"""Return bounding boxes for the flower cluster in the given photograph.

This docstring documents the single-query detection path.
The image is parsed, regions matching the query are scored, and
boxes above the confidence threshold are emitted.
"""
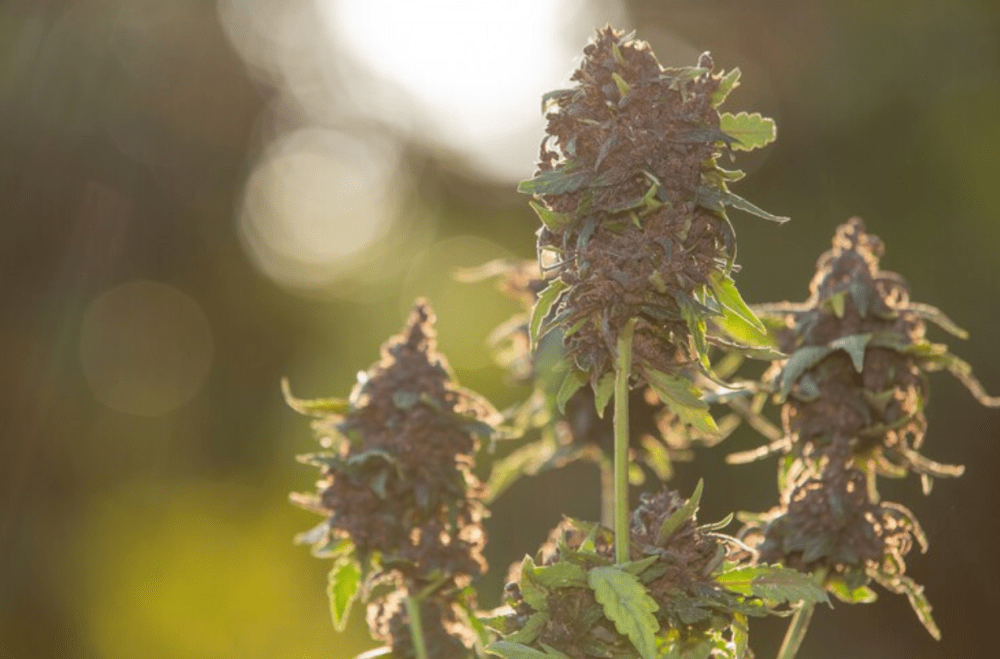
[738,218,998,638]
[488,483,824,659]
[288,301,497,657]
[521,26,783,435]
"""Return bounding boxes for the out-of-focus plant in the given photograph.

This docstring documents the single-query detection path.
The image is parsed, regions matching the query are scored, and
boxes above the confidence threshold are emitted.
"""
[285,25,995,659]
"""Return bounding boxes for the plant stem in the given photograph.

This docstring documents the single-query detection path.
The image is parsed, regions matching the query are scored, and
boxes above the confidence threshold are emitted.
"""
[599,455,614,528]
[613,318,637,564]
[776,567,828,659]
[404,594,429,659]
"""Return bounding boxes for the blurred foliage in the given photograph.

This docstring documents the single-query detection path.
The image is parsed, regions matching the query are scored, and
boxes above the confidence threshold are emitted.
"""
[1,1,998,658]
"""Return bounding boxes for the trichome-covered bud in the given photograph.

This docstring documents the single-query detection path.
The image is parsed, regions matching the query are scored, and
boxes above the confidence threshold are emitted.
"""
[487,483,825,659]
[465,260,731,503]
[742,439,938,638]
[734,218,999,639]
[752,217,997,488]
[287,300,498,654]
[520,25,785,438]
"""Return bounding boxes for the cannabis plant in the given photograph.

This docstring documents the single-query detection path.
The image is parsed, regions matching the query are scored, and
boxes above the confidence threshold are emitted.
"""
[286,25,995,659]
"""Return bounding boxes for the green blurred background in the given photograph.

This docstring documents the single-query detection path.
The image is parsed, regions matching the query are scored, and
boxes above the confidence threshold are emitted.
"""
[2,0,998,657]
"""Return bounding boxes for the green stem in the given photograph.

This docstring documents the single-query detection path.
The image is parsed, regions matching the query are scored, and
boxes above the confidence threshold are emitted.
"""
[599,455,614,528]
[405,594,429,659]
[776,567,828,659]
[613,318,637,564]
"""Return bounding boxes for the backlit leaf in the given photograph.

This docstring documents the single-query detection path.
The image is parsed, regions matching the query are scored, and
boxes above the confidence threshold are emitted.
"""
[587,566,660,659]
[719,112,776,151]
[643,368,720,438]
[709,271,766,333]
[327,557,361,632]
[657,479,703,544]
[530,278,568,350]
[710,68,741,107]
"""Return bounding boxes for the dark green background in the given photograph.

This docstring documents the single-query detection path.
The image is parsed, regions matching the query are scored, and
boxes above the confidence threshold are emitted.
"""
[2,1,998,657]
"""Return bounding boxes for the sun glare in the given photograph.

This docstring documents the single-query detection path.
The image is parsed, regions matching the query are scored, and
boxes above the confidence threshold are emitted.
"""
[320,0,611,179]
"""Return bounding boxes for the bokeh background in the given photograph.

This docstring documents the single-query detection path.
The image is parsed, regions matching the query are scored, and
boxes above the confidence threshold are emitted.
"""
[2,0,998,657]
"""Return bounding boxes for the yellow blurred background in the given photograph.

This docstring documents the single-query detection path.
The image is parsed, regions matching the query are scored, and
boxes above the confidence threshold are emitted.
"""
[1,1,998,658]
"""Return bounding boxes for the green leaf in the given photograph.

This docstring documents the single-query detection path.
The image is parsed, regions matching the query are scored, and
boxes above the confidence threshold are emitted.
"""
[656,479,704,544]
[827,579,878,604]
[709,271,766,333]
[907,302,969,339]
[829,333,871,372]
[327,557,361,632]
[532,561,588,588]
[487,640,569,659]
[612,72,631,97]
[556,365,589,414]
[779,346,835,400]
[530,279,568,350]
[505,611,549,645]
[281,378,350,417]
[587,566,660,659]
[719,112,776,151]
[593,371,615,419]
[519,167,593,195]
[529,200,570,232]
[710,68,741,107]
[898,576,941,640]
[721,192,789,223]
[733,613,749,659]
[748,567,828,605]
[643,368,720,438]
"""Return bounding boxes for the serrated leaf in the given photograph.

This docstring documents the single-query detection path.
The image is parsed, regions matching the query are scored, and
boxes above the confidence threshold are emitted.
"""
[829,333,871,373]
[593,371,615,419]
[779,346,835,400]
[709,271,766,333]
[529,200,570,232]
[530,279,568,350]
[656,479,703,544]
[327,557,361,632]
[282,378,350,417]
[719,112,776,151]
[519,166,593,196]
[711,68,741,107]
[587,566,660,659]
[643,368,720,438]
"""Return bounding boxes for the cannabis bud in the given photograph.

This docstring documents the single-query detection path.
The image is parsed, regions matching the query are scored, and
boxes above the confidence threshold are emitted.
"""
[287,300,498,657]
[520,26,784,437]
[738,218,999,639]
[488,482,825,659]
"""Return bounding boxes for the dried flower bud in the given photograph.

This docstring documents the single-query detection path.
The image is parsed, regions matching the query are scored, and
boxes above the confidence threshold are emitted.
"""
[521,26,784,436]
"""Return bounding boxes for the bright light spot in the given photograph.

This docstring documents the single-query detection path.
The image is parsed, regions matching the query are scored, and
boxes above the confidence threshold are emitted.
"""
[320,0,618,180]
[239,127,400,290]
[80,281,213,416]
